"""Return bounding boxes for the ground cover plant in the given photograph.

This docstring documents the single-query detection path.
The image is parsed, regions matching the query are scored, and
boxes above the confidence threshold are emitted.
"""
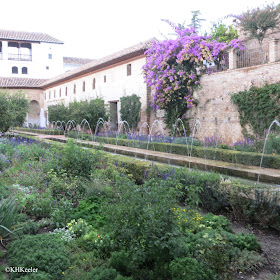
[0,136,273,279]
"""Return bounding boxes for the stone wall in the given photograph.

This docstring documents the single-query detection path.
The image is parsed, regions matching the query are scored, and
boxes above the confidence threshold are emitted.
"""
[186,61,280,143]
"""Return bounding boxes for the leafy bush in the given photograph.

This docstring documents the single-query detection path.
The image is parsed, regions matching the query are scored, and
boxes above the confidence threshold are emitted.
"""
[51,197,73,228]
[170,257,216,280]
[61,140,95,177]
[8,234,70,279]
[89,268,132,280]
[103,177,186,277]
[120,94,141,130]
[233,233,261,251]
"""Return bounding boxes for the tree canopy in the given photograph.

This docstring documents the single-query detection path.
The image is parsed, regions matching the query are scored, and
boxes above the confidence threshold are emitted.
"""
[0,90,29,132]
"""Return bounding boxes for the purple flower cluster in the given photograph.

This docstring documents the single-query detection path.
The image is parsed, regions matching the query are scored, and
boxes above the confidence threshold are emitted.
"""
[142,21,245,113]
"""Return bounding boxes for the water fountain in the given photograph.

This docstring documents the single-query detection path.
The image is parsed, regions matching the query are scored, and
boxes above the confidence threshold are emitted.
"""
[115,121,131,154]
[80,119,94,142]
[64,120,78,139]
[257,119,280,183]
[94,118,109,144]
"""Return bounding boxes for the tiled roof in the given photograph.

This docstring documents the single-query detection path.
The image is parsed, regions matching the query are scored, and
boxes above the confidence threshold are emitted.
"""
[0,30,63,44]
[63,57,96,65]
[0,77,46,88]
[42,38,156,88]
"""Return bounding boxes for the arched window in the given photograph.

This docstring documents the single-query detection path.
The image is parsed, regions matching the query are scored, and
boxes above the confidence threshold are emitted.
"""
[127,64,131,76]
[93,78,96,89]
[65,87,68,96]
[83,81,86,92]
[22,67,28,74]
[12,66,18,74]
[74,84,76,94]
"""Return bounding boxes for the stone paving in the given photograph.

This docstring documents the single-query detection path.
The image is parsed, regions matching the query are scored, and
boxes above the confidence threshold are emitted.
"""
[13,130,280,184]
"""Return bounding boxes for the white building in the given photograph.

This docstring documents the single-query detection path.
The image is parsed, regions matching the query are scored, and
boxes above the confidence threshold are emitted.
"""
[0,30,154,129]
[0,29,65,79]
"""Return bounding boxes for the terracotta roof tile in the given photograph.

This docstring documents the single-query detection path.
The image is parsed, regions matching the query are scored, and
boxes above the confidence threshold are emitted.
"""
[0,77,46,88]
[0,30,63,44]
[42,38,156,88]
[63,57,96,65]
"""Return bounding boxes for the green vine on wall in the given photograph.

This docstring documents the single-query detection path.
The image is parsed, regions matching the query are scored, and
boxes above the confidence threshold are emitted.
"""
[231,83,280,137]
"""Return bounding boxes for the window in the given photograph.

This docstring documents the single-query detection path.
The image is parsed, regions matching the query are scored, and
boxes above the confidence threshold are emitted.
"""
[46,66,49,70]
[54,90,56,98]
[48,54,52,59]
[83,81,86,92]
[74,84,76,94]
[22,67,28,74]
[104,75,106,83]
[65,87,67,96]
[49,91,51,99]
[59,88,61,97]
[12,66,18,74]
[93,78,96,89]
[127,64,131,76]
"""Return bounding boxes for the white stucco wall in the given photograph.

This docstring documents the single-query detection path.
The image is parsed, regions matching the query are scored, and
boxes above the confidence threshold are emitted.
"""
[44,55,148,126]
[0,40,64,79]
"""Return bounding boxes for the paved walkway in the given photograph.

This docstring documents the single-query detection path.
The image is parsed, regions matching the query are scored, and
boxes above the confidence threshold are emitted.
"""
[13,130,280,184]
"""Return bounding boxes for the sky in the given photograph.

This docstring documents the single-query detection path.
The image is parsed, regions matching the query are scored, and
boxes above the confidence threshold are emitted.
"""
[1,0,280,59]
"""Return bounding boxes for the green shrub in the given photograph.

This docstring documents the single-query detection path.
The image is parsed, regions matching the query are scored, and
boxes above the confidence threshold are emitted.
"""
[51,197,73,228]
[103,177,186,277]
[89,268,132,280]
[8,234,70,279]
[62,139,96,177]
[233,233,261,251]
[199,213,233,233]
[170,257,217,280]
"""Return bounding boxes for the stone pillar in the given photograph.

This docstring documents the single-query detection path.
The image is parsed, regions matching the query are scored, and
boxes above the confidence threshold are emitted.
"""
[228,49,237,69]
[2,41,8,60]
[269,38,279,63]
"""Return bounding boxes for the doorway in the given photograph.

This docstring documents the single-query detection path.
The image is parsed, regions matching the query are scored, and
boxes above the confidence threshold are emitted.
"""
[109,101,118,131]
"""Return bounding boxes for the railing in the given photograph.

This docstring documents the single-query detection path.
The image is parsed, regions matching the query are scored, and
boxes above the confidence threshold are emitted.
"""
[237,46,269,68]
[8,53,32,61]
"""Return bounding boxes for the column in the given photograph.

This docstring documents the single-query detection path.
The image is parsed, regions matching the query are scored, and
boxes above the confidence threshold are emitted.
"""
[228,49,237,70]
[269,38,279,63]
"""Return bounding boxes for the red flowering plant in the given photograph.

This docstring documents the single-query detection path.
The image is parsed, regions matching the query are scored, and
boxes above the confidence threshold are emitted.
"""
[143,21,245,130]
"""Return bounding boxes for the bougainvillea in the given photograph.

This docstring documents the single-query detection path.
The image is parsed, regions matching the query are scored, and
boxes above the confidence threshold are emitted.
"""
[142,21,245,130]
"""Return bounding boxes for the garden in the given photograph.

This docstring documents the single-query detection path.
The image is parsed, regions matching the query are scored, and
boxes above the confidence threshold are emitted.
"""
[0,135,280,280]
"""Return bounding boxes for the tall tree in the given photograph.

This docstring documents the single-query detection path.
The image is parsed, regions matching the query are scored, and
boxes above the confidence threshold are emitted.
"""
[0,90,28,132]
[188,10,205,33]
[211,21,238,43]
[230,4,280,63]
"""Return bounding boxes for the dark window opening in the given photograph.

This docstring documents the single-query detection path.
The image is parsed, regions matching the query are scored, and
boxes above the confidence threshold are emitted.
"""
[104,75,106,83]
[59,89,61,97]
[93,78,96,89]
[49,91,51,99]
[127,64,131,76]
[22,67,28,74]
[46,66,49,70]
[74,84,76,94]
[48,54,52,59]
[12,66,18,74]
[65,87,67,96]
[83,81,86,92]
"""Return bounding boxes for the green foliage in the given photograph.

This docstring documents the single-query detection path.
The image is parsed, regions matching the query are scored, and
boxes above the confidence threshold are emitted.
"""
[89,267,132,280]
[231,3,280,62]
[170,257,216,280]
[0,198,20,238]
[199,213,233,233]
[188,10,205,33]
[62,139,95,177]
[233,233,261,251]
[0,90,29,132]
[8,234,70,279]
[103,177,186,278]
[231,83,280,137]
[211,21,238,43]
[48,103,69,124]
[50,197,73,228]
[120,94,141,130]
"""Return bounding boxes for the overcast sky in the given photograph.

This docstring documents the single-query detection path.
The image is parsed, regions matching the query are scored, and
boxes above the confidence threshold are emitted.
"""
[2,0,279,59]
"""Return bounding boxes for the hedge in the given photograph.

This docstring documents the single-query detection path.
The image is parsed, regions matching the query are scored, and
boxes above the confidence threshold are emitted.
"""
[13,128,280,169]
